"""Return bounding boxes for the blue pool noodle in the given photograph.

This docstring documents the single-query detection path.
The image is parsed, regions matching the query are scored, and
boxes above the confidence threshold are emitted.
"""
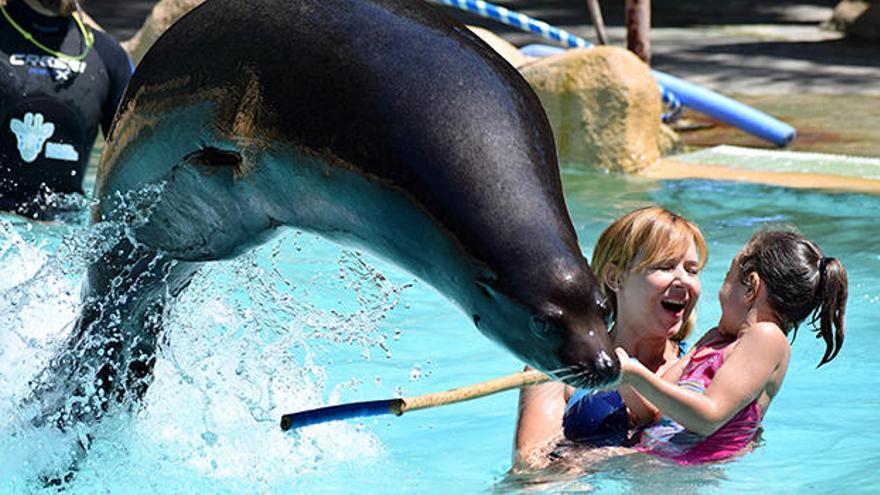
[520,44,796,146]
[280,398,403,431]
[651,70,796,146]
[520,43,569,58]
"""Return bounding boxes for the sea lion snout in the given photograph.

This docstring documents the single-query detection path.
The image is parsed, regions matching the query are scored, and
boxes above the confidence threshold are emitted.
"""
[556,315,620,388]
[519,308,619,388]
[553,266,619,386]
[515,268,619,388]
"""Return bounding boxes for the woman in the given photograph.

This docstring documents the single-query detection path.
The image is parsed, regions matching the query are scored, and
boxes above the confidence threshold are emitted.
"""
[513,206,707,469]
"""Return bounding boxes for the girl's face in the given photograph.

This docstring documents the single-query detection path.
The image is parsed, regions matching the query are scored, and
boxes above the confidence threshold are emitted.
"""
[614,239,702,339]
[717,254,751,334]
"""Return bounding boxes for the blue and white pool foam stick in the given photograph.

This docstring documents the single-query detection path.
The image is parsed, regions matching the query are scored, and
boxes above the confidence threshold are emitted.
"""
[431,0,796,146]
[434,0,590,48]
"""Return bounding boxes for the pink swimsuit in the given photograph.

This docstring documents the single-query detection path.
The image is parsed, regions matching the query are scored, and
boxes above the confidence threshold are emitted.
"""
[636,340,762,464]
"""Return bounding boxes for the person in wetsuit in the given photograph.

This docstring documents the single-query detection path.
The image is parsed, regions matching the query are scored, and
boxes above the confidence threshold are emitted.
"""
[0,0,131,218]
[512,206,707,469]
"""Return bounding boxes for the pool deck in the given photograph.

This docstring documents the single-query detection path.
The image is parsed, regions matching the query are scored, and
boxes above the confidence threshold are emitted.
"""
[84,0,880,194]
[647,158,880,195]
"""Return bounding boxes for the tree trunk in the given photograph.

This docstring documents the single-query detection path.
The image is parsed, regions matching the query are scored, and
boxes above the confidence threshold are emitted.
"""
[624,0,651,64]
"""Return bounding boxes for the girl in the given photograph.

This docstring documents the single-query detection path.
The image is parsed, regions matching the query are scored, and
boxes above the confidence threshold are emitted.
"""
[617,227,847,464]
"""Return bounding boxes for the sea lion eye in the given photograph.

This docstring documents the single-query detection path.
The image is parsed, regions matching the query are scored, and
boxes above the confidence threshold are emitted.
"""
[529,315,552,337]
[530,306,564,338]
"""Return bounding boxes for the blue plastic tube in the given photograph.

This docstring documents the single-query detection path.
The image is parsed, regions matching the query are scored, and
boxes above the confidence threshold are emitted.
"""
[651,70,796,146]
[520,43,571,58]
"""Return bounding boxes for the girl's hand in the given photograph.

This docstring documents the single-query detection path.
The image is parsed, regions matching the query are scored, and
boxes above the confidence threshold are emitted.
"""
[615,347,648,384]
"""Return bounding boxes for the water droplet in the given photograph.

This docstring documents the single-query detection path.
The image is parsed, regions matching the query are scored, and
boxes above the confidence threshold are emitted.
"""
[201,431,218,445]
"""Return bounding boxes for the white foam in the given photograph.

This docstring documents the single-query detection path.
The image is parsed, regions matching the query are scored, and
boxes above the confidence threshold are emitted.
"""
[0,219,409,489]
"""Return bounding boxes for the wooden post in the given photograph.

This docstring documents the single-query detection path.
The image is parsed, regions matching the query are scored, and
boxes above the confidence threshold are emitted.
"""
[624,0,651,64]
[585,0,609,45]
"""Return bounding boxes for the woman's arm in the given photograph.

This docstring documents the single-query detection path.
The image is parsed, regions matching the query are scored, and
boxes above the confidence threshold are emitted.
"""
[662,330,720,383]
[617,323,789,436]
[512,367,567,468]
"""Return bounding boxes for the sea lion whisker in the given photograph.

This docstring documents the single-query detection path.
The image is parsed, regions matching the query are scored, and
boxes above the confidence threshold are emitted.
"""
[545,365,577,378]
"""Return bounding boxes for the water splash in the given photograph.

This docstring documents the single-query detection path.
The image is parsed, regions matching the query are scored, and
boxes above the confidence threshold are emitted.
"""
[0,212,96,491]
[0,190,412,491]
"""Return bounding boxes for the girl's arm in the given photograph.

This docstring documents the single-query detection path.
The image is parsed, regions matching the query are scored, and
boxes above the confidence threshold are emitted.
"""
[618,344,696,428]
[617,323,789,437]
[662,330,720,384]
[620,333,711,427]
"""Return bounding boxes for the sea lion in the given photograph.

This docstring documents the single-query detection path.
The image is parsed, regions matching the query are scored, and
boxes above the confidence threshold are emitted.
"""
[32,0,619,428]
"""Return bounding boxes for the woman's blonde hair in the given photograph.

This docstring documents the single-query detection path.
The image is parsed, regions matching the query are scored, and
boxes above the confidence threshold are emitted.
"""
[590,206,708,341]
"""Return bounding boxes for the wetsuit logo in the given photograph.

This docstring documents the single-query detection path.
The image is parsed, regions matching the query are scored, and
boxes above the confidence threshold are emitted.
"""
[9,112,55,163]
[9,53,87,82]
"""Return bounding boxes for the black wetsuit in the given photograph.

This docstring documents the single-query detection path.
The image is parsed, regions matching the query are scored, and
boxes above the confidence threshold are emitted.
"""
[0,0,131,217]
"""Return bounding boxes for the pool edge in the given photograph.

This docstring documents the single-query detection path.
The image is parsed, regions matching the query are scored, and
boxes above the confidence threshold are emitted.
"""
[643,158,880,195]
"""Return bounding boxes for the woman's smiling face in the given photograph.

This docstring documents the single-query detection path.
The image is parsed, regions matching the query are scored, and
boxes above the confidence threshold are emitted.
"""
[614,239,702,339]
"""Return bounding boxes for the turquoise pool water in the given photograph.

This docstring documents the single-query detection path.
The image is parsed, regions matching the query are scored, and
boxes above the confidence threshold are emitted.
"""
[1,163,878,493]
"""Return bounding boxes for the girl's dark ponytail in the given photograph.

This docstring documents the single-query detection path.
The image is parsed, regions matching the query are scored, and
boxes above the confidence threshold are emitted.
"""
[739,228,849,366]
[812,257,847,366]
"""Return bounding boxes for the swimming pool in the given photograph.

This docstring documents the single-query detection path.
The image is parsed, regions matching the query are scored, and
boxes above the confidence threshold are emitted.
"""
[1,159,878,493]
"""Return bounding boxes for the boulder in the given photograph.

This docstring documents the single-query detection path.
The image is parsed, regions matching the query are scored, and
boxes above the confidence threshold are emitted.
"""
[658,122,685,156]
[828,0,880,41]
[519,46,663,173]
